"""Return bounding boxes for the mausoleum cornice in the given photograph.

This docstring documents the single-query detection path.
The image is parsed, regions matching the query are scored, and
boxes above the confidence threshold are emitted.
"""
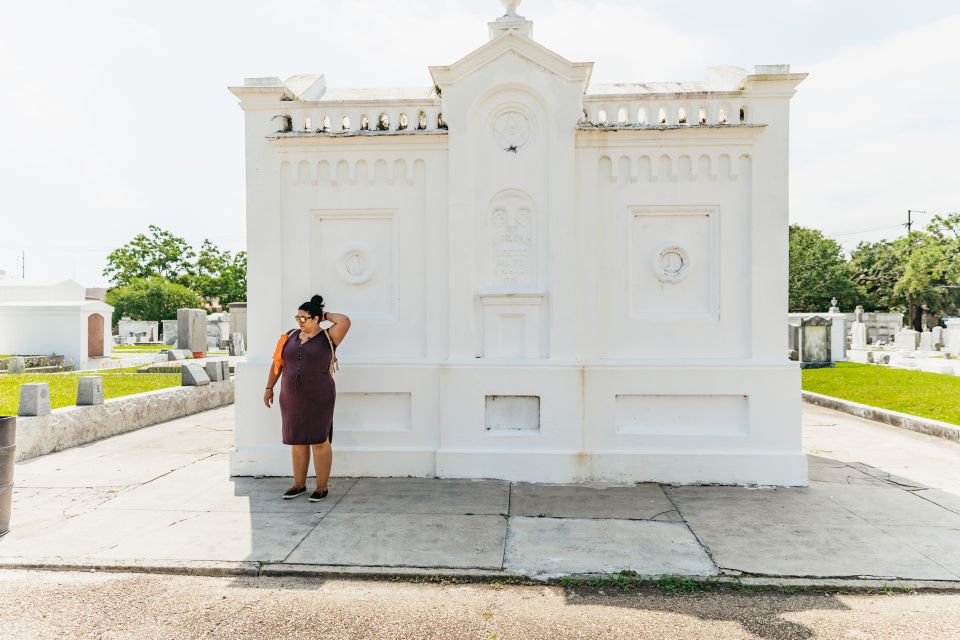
[266,130,449,151]
[575,124,765,148]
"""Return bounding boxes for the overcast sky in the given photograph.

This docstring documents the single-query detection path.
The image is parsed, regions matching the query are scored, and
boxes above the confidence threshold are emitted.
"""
[1,0,957,287]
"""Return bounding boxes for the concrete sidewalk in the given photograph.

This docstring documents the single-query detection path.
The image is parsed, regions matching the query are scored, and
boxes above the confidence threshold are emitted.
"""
[2,404,960,585]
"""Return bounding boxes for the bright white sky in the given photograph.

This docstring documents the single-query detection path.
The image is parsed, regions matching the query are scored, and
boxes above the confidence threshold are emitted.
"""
[1,0,957,287]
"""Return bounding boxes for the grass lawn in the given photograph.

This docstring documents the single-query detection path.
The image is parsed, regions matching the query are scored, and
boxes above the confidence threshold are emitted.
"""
[112,344,170,353]
[802,362,960,425]
[0,368,180,416]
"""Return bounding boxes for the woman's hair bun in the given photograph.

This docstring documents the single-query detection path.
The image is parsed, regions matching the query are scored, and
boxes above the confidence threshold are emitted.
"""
[311,294,324,306]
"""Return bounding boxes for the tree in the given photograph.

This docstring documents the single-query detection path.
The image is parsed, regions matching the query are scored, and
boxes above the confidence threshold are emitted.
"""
[103,225,195,287]
[848,239,905,311]
[788,225,861,312]
[895,215,960,329]
[191,240,247,308]
[106,277,203,329]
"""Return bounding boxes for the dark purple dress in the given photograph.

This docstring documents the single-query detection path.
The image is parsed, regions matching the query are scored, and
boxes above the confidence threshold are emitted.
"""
[279,329,336,445]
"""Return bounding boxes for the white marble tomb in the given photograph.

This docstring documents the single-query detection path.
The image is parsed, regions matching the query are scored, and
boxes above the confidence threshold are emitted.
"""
[228,2,808,485]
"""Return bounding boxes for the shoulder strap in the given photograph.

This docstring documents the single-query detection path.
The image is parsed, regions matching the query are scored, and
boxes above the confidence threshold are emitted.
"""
[322,328,339,374]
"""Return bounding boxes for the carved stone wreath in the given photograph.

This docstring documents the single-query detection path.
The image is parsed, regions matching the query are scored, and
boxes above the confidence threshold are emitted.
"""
[653,244,690,283]
[337,245,376,285]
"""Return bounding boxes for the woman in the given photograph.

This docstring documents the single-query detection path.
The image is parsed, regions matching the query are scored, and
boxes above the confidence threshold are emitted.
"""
[263,295,350,501]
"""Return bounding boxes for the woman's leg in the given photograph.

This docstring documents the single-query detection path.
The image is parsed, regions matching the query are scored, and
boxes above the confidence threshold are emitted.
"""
[291,445,311,488]
[311,440,332,491]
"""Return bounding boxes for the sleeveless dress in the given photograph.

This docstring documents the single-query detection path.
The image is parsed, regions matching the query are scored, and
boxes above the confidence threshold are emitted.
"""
[278,329,336,445]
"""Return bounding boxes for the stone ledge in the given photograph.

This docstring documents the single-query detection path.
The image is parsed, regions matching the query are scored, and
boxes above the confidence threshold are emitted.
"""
[13,381,234,462]
[802,391,960,443]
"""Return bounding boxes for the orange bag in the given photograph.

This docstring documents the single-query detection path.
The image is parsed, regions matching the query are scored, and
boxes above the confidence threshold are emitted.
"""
[272,330,295,375]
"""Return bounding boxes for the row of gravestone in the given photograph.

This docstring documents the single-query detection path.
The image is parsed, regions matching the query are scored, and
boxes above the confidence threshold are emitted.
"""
[15,362,232,417]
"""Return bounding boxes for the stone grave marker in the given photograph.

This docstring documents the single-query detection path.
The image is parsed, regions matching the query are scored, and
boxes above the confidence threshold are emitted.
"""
[220,360,231,380]
[177,308,207,355]
[18,383,51,417]
[204,361,224,382]
[931,326,944,349]
[181,364,210,386]
[7,357,25,374]
[893,328,920,351]
[229,333,246,356]
[798,316,833,368]
[918,331,934,351]
[76,377,104,406]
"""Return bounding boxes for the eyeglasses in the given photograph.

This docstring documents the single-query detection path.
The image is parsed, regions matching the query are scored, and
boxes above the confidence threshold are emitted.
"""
[294,315,313,324]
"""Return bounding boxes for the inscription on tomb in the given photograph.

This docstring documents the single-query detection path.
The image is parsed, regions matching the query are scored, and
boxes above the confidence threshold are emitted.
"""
[489,190,535,285]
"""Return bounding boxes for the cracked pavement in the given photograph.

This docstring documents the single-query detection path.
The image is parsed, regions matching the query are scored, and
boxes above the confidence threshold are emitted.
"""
[1,403,959,583]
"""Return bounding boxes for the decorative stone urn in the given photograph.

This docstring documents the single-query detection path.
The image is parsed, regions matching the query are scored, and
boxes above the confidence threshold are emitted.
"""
[501,0,521,16]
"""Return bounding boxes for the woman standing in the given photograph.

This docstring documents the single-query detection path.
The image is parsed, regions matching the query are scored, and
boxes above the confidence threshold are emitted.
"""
[263,295,350,501]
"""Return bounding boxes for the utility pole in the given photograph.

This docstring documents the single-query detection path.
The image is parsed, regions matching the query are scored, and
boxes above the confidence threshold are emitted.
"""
[904,210,926,331]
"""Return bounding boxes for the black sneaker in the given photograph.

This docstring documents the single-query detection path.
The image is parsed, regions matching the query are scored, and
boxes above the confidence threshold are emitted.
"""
[308,489,329,502]
[283,486,306,500]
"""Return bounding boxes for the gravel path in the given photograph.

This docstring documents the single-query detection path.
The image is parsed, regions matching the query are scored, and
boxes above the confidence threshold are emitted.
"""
[2,570,959,639]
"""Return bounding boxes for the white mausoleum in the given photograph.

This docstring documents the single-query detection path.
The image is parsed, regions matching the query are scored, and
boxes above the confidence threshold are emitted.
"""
[0,279,113,368]
[230,2,808,485]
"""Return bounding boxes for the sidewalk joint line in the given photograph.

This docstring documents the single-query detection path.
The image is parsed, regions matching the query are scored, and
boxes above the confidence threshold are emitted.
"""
[660,484,721,572]
[279,478,358,564]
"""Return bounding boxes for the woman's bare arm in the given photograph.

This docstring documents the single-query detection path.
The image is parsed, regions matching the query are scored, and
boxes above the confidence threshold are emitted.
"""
[324,311,351,346]
[263,365,282,408]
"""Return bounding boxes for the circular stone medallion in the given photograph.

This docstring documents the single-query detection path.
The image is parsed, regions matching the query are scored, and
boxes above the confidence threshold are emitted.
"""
[653,245,690,282]
[336,246,376,285]
[492,109,533,150]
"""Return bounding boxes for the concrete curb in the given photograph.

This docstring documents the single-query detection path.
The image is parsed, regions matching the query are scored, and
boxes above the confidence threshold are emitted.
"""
[14,381,235,462]
[3,558,960,591]
[802,391,960,443]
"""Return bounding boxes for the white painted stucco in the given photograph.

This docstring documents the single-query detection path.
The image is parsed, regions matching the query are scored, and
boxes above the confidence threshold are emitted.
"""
[229,7,807,485]
[0,279,113,369]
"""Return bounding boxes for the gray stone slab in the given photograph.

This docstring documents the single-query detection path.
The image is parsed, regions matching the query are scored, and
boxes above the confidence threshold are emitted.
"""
[285,513,507,569]
[186,477,358,513]
[17,383,50,417]
[504,517,716,577]
[509,483,679,520]
[0,507,169,558]
[219,360,231,380]
[94,510,323,563]
[334,478,509,515]
[181,364,210,386]
[76,376,104,406]
[7,356,25,374]
[876,525,960,579]
[820,484,960,527]
[689,521,958,580]
[807,465,891,487]
[204,361,224,382]
[665,485,862,525]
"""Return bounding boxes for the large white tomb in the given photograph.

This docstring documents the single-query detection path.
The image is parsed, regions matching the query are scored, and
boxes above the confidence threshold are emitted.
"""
[229,3,808,485]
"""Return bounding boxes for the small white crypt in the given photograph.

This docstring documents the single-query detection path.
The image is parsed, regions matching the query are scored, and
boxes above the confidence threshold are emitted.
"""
[229,2,808,485]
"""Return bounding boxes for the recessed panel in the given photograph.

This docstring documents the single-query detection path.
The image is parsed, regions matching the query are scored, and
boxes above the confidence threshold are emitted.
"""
[485,395,540,432]
[311,211,397,318]
[629,207,718,318]
[334,392,412,432]
[615,394,747,436]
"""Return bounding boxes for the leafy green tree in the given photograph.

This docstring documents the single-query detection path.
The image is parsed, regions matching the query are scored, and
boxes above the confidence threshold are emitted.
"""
[895,215,960,328]
[106,277,203,329]
[103,225,195,287]
[848,239,905,311]
[191,240,247,307]
[788,225,861,312]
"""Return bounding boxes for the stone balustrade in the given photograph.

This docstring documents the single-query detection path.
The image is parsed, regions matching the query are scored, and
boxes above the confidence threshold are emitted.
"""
[275,102,447,135]
[580,95,752,127]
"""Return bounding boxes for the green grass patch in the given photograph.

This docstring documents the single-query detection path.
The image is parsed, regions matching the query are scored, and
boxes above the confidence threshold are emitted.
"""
[0,369,180,415]
[112,344,170,353]
[802,362,960,425]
